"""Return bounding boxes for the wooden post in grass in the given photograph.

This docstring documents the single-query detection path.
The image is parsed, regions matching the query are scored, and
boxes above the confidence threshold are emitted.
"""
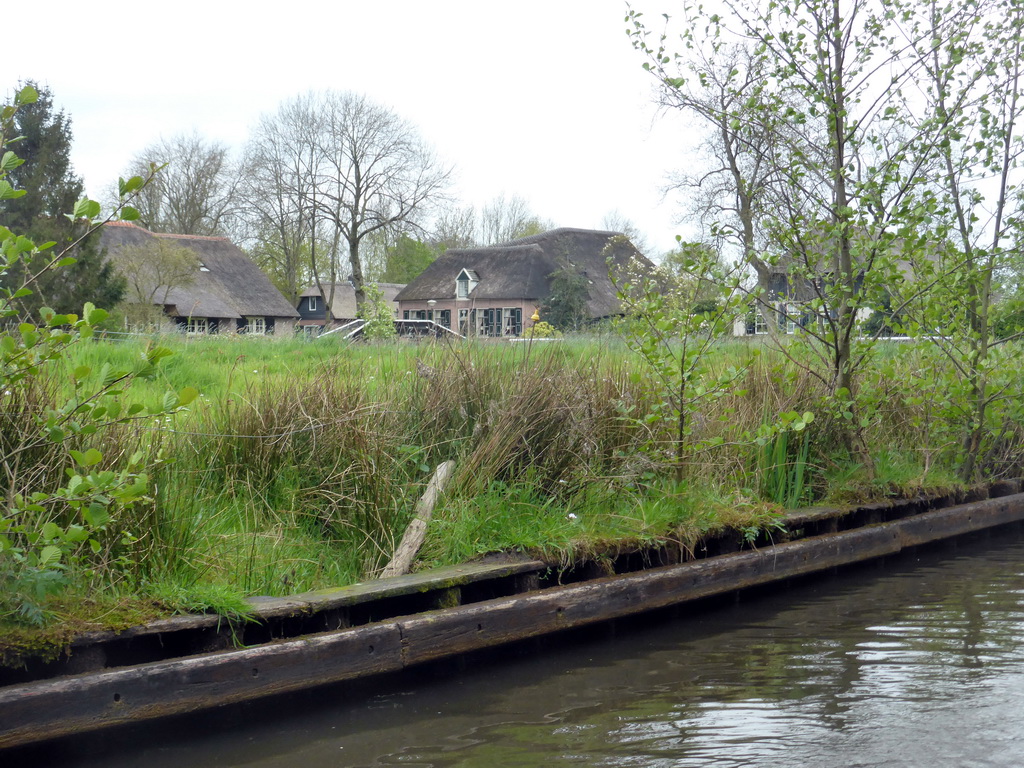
[380,460,456,578]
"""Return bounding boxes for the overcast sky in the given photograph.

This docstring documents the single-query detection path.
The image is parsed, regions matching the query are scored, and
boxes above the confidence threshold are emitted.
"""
[9,0,695,256]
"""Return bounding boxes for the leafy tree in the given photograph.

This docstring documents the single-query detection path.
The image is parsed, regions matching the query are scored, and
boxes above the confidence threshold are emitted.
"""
[0,81,81,233]
[891,0,1024,480]
[244,224,313,304]
[358,282,397,341]
[1,84,193,626]
[629,0,1001,474]
[381,234,436,283]
[614,244,749,481]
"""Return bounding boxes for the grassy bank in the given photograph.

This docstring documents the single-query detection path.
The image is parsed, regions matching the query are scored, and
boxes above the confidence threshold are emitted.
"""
[2,332,1022,660]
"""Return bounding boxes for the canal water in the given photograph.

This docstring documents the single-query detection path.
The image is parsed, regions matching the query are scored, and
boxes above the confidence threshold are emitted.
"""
[41,526,1024,767]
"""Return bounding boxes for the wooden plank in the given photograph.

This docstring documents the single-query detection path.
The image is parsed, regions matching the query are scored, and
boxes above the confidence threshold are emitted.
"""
[0,622,403,749]
[897,495,1024,547]
[70,559,547,645]
[398,525,903,665]
[291,560,546,612]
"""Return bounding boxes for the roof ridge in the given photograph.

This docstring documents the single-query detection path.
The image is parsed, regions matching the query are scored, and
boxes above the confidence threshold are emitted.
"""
[102,221,229,242]
[153,232,230,242]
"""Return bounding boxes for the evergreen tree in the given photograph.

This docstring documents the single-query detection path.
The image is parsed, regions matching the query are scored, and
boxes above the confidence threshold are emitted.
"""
[0,81,124,316]
[1,82,81,232]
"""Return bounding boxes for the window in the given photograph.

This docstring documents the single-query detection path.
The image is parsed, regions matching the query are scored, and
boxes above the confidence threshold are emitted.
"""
[502,308,522,336]
[309,296,318,312]
[439,309,451,329]
[457,278,469,298]
[247,317,266,335]
[187,317,208,335]
[754,313,768,335]
[459,308,469,335]
[476,308,519,337]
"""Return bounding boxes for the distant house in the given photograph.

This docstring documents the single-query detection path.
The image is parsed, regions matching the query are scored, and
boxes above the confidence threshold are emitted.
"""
[732,231,935,337]
[101,222,299,335]
[734,266,816,336]
[394,228,653,337]
[297,282,405,332]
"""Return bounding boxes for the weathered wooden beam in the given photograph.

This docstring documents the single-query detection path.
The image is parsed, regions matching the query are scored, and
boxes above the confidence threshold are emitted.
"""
[380,460,456,579]
[0,623,403,749]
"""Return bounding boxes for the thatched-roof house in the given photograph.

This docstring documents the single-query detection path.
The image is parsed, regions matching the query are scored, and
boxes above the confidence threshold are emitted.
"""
[101,222,299,335]
[395,228,652,336]
[297,282,405,331]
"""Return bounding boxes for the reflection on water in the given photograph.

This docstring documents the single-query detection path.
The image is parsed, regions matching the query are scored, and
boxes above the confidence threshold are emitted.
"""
[46,528,1024,767]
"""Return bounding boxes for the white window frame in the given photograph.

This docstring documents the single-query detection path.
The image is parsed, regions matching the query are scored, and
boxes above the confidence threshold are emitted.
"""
[457,279,469,298]
[248,317,266,336]
[187,317,208,335]
[754,313,768,335]
[309,296,319,312]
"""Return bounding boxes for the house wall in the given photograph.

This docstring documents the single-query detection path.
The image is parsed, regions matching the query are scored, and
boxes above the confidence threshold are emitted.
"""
[170,316,298,336]
[398,298,542,337]
[732,302,876,337]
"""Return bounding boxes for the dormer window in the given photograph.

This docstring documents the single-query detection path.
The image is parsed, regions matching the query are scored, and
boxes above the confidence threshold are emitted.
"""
[456,268,478,299]
[309,296,318,311]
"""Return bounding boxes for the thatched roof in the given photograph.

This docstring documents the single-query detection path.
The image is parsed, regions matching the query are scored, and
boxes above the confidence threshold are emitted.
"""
[100,223,299,320]
[394,228,652,317]
[300,282,405,321]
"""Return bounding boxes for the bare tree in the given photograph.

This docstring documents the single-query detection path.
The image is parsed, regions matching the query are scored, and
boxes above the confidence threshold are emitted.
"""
[114,239,199,328]
[478,193,548,244]
[601,210,653,257]
[630,32,788,335]
[238,95,319,303]
[430,202,477,251]
[310,91,451,311]
[123,131,239,236]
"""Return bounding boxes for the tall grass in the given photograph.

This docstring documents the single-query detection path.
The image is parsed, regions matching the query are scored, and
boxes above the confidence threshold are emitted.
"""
[17,333,1019,622]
